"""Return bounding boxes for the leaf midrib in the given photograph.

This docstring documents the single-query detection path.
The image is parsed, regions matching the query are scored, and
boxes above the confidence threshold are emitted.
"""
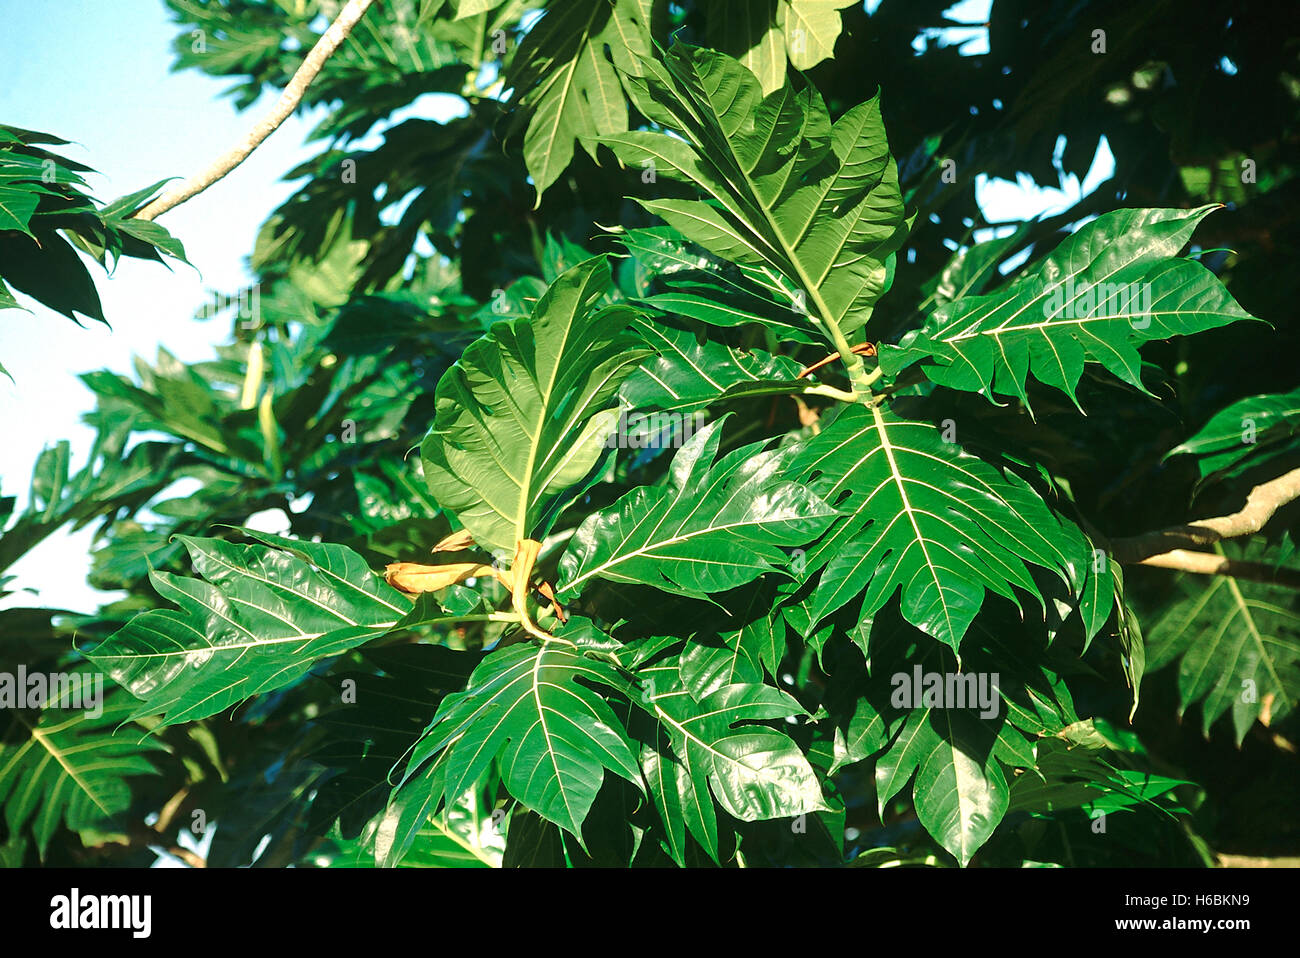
[15,712,115,821]
[869,404,954,641]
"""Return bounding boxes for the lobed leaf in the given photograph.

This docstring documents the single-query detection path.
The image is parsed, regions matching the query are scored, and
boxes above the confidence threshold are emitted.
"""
[558,418,837,601]
[400,636,644,841]
[84,532,422,727]
[789,404,1091,652]
[604,42,909,348]
[421,256,651,554]
[880,207,1258,410]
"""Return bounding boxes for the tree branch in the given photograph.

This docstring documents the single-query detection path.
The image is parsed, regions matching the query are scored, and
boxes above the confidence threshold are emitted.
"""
[1110,466,1300,578]
[1135,548,1300,588]
[132,0,376,222]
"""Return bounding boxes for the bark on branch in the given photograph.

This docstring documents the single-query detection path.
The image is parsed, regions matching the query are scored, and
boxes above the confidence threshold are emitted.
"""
[1110,466,1300,581]
[132,0,376,222]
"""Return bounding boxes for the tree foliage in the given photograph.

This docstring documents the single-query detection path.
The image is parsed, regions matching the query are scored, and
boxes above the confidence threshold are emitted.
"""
[2,0,1299,868]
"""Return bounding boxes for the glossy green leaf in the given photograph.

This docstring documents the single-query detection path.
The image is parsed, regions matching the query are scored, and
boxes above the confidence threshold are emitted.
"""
[558,418,837,601]
[789,403,1090,652]
[606,42,908,345]
[400,637,644,840]
[1167,384,1300,483]
[421,257,651,554]
[636,659,827,862]
[880,207,1258,409]
[619,227,824,344]
[877,706,1008,867]
[312,783,504,868]
[83,532,424,727]
[620,318,804,413]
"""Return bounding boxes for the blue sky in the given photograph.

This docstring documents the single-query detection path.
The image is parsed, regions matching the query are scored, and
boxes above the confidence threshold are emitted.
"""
[0,0,325,613]
[0,0,1115,616]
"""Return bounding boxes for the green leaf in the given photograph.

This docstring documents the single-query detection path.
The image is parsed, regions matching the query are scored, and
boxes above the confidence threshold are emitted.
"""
[705,1,858,93]
[0,183,39,235]
[778,1,859,70]
[676,584,788,693]
[83,532,422,727]
[864,632,1021,867]
[620,317,805,413]
[510,0,654,201]
[98,178,176,219]
[0,131,192,374]
[1076,542,1117,649]
[824,608,1088,861]
[619,227,822,344]
[830,694,894,775]
[558,418,837,601]
[879,707,1009,868]
[111,216,190,266]
[312,783,504,868]
[1145,540,1300,743]
[1115,566,1145,722]
[400,637,644,840]
[1167,384,1300,483]
[637,659,827,862]
[924,224,1030,306]
[0,676,164,858]
[789,403,1090,652]
[0,227,105,325]
[421,256,651,554]
[1009,734,1187,816]
[880,207,1258,410]
[606,42,908,346]
[450,0,508,17]
[0,279,21,311]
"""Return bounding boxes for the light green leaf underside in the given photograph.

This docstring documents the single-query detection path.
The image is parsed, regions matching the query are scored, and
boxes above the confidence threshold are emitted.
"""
[706,0,859,92]
[512,0,653,199]
[421,256,651,553]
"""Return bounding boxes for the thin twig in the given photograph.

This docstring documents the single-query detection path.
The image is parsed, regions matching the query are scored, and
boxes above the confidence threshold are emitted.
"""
[132,0,376,222]
[797,342,876,379]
